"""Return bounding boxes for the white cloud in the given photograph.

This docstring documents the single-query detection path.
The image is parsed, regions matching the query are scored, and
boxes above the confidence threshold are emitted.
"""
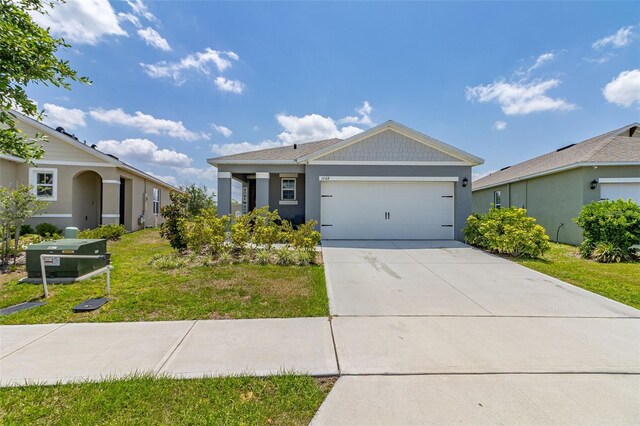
[176,167,217,184]
[603,69,640,107]
[32,0,127,45]
[118,12,142,28]
[493,121,507,130]
[339,101,374,126]
[466,79,576,115]
[214,77,245,94]
[145,171,178,186]
[529,53,554,72]
[276,113,363,144]
[212,124,232,138]
[137,27,171,51]
[593,26,635,49]
[43,103,87,129]
[126,0,159,24]
[96,138,192,167]
[473,170,497,181]
[141,49,240,84]
[211,140,284,156]
[89,108,207,141]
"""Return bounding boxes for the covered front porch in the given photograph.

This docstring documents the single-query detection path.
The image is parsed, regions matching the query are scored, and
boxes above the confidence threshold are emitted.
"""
[217,171,306,223]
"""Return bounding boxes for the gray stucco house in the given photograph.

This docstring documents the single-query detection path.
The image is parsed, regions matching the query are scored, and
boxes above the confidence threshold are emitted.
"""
[473,123,640,245]
[208,121,484,241]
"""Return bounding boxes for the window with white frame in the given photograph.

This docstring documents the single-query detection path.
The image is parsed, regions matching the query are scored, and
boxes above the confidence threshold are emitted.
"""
[29,168,58,201]
[493,190,502,208]
[281,178,296,201]
[153,188,160,214]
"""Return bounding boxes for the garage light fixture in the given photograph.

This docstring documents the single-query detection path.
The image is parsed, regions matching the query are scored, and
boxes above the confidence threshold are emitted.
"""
[462,177,469,187]
[590,179,598,190]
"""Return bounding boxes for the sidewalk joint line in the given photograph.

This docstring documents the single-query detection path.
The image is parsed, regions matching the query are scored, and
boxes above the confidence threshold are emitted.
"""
[328,316,342,375]
[1,323,67,360]
[154,320,198,374]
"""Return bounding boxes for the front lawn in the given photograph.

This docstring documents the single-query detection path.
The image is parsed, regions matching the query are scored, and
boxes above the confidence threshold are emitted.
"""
[0,229,328,324]
[0,375,334,425]
[515,243,640,309]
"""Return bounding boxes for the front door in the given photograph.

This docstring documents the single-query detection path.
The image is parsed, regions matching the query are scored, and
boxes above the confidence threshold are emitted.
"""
[119,177,125,226]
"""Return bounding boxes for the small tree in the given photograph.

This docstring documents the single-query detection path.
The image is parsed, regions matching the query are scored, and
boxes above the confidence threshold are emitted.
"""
[1,0,90,162]
[0,185,47,266]
[181,183,216,217]
[159,190,190,251]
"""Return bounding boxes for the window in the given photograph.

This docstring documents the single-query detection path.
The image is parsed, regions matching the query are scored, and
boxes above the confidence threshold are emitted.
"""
[153,188,160,214]
[493,190,502,208]
[281,178,296,201]
[29,168,57,201]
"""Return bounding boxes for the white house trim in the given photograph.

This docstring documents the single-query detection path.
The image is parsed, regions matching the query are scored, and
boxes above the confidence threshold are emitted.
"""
[0,153,25,163]
[218,172,232,178]
[308,160,471,166]
[279,200,298,205]
[29,167,58,202]
[102,180,121,184]
[256,172,270,179]
[319,176,460,182]
[599,177,640,183]
[473,162,640,191]
[101,214,120,218]
[211,159,297,165]
[32,213,72,218]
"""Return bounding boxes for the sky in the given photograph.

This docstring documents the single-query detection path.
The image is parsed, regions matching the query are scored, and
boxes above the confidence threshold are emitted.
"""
[25,0,640,191]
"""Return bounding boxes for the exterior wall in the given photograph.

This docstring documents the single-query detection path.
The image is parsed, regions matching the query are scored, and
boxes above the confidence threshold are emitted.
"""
[268,173,306,221]
[319,129,460,162]
[16,121,104,163]
[305,165,473,241]
[471,165,640,246]
[0,159,19,188]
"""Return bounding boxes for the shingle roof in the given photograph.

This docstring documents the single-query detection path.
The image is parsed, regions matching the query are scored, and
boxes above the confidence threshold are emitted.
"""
[473,123,640,191]
[208,138,342,163]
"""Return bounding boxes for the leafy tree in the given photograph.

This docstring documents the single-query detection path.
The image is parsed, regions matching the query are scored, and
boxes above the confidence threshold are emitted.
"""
[1,0,90,161]
[160,190,190,251]
[0,185,47,266]
[181,183,216,217]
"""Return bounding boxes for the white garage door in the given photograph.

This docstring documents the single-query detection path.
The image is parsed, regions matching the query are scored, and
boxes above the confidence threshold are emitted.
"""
[320,179,455,240]
[600,181,640,205]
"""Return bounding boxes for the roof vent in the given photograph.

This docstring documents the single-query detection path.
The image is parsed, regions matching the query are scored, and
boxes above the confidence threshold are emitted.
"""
[55,126,65,133]
[500,166,511,171]
[91,144,97,149]
[556,143,576,152]
[293,143,297,149]
[106,153,119,160]
[630,126,638,137]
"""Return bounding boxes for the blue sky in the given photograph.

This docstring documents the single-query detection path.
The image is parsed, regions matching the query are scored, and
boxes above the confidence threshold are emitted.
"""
[27,1,640,190]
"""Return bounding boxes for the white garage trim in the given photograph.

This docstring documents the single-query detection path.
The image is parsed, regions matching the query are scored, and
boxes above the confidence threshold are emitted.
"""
[319,176,459,182]
[599,178,640,183]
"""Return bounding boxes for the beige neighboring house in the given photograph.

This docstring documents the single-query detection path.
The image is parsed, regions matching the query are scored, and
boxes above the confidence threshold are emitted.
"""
[0,111,178,232]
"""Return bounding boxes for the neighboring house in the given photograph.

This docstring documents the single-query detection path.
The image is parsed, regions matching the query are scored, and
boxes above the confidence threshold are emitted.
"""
[0,111,178,232]
[473,123,640,245]
[208,121,484,241]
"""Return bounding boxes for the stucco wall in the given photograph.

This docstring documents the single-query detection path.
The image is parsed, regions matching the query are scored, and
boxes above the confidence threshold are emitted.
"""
[268,173,306,221]
[305,165,473,241]
[471,165,640,246]
[0,159,19,188]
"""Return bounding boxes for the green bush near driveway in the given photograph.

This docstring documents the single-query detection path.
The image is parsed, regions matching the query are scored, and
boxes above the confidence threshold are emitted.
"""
[464,207,550,258]
[78,223,126,241]
[0,375,334,425]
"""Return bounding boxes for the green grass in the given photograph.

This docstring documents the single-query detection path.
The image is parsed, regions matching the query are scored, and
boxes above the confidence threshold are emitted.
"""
[0,229,328,324]
[514,243,640,309]
[0,375,334,425]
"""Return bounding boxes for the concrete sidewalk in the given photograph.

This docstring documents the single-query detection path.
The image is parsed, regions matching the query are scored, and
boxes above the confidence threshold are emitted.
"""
[0,317,338,386]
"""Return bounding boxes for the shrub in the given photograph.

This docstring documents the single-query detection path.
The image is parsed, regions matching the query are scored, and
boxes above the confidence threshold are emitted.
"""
[217,250,234,265]
[274,247,295,265]
[160,191,190,251]
[254,249,272,265]
[293,249,316,266]
[464,207,550,258]
[35,222,62,237]
[251,207,284,249]
[78,224,126,241]
[148,253,186,270]
[229,213,252,254]
[184,208,228,255]
[287,220,321,253]
[574,199,640,261]
[20,224,34,235]
[591,241,627,263]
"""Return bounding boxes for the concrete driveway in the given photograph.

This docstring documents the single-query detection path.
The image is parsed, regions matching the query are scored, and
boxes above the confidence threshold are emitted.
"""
[315,240,640,425]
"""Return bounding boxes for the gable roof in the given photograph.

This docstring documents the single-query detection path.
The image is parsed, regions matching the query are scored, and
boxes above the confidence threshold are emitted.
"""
[9,110,182,191]
[208,120,484,166]
[473,123,640,191]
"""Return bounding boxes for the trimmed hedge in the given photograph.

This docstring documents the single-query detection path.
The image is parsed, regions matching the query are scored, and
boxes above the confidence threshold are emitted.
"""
[78,224,126,241]
[464,207,550,258]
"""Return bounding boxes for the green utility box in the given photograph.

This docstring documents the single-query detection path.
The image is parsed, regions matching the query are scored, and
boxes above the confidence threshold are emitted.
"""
[25,238,108,280]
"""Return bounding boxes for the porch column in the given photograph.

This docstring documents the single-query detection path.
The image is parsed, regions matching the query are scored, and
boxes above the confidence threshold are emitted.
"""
[217,172,232,217]
[101,179,120,226]
[241,181,248,214]
[256,172,270,208]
